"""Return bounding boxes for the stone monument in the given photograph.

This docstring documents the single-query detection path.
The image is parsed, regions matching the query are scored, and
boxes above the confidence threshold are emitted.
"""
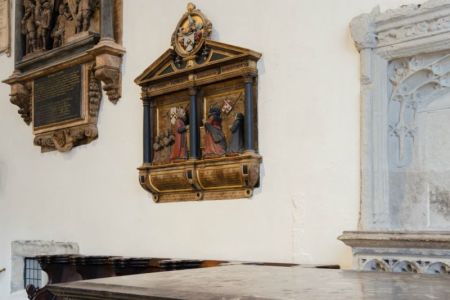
[340,0,450,274]
[3,0,125,152]
[135,3,262,202]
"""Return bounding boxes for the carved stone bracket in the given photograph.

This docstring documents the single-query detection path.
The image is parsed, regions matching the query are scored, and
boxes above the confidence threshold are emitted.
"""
[9,81,32,125]
[34,124,99,153]
[88,40,125,103]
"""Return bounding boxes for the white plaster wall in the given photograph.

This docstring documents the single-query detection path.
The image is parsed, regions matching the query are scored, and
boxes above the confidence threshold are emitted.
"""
[0,0,418,298]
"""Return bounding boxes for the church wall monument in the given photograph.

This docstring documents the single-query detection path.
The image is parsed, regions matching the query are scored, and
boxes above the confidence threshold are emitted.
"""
[135,3,262,202]
[3,0,125,152]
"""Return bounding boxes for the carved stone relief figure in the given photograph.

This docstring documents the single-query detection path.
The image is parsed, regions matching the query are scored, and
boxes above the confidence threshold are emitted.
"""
[51,4,67,48]
[20,0,100,55]
[152,134,163,164]
[161,129,175,163]
[22,0,37,54]
[170,107,188,161]
[75,0,94,33]
[36,1,52,50]
[227,112,244,154]
[203,106,226,157]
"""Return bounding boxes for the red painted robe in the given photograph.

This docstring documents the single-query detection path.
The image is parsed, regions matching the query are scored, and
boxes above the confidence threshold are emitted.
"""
[170,118,188,160]
[203,116,226,157]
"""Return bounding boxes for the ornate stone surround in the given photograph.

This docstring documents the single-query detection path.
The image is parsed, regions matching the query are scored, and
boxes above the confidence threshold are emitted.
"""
[341,0,450,272]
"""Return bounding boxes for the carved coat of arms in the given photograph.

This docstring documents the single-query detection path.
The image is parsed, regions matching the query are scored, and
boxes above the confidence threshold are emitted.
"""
[171,2,211,57]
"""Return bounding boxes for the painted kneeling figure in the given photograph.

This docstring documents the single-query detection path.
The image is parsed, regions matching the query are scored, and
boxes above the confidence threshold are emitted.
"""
[170,107,189,161]
[227,112,245,154]
[203,106,226,157]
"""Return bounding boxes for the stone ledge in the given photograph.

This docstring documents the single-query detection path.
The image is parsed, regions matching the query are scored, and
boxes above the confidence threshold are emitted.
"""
[11,240,79,293]
[339,231,450,249]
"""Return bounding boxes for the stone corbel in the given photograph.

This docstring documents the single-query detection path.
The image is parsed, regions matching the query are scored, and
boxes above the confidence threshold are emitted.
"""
[9,82,32,125]
[88,41,125,103]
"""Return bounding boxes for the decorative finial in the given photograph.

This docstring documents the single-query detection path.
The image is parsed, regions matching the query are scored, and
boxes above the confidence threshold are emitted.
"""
[187,3,196,13]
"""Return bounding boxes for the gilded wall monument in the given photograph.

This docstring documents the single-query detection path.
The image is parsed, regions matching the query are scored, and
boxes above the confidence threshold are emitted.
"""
[136,3,262,202]
[3,0,125,152]
[0,0,10,55]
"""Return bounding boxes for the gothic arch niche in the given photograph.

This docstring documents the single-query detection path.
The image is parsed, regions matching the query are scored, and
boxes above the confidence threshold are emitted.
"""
[388,52,450,229]
[339,0,450,273]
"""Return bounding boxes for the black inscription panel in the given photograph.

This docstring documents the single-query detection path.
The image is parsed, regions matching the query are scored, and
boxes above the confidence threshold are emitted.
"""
[34,65,83,128]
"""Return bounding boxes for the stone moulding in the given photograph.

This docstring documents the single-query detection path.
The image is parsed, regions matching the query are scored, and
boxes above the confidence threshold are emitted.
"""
[339,231,450,274]
[339,231,450,249]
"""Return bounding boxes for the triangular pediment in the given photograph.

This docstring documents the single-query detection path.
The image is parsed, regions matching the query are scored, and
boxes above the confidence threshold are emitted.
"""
[134,49,175,85]
[135,40,261,86]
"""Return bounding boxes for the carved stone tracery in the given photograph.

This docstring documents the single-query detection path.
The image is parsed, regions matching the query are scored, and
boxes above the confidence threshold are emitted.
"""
[388,53,450,167]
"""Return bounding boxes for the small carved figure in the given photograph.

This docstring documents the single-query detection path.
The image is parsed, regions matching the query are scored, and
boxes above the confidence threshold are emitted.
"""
[76,0,95,33]
[203,106,226,157]
[22,1,37,54]
[36,1,52,50]
[52,4,68,48]
[170,107,189,161]
[161,129,175,163]
[152,135,164,164]
[227,112,245,154]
